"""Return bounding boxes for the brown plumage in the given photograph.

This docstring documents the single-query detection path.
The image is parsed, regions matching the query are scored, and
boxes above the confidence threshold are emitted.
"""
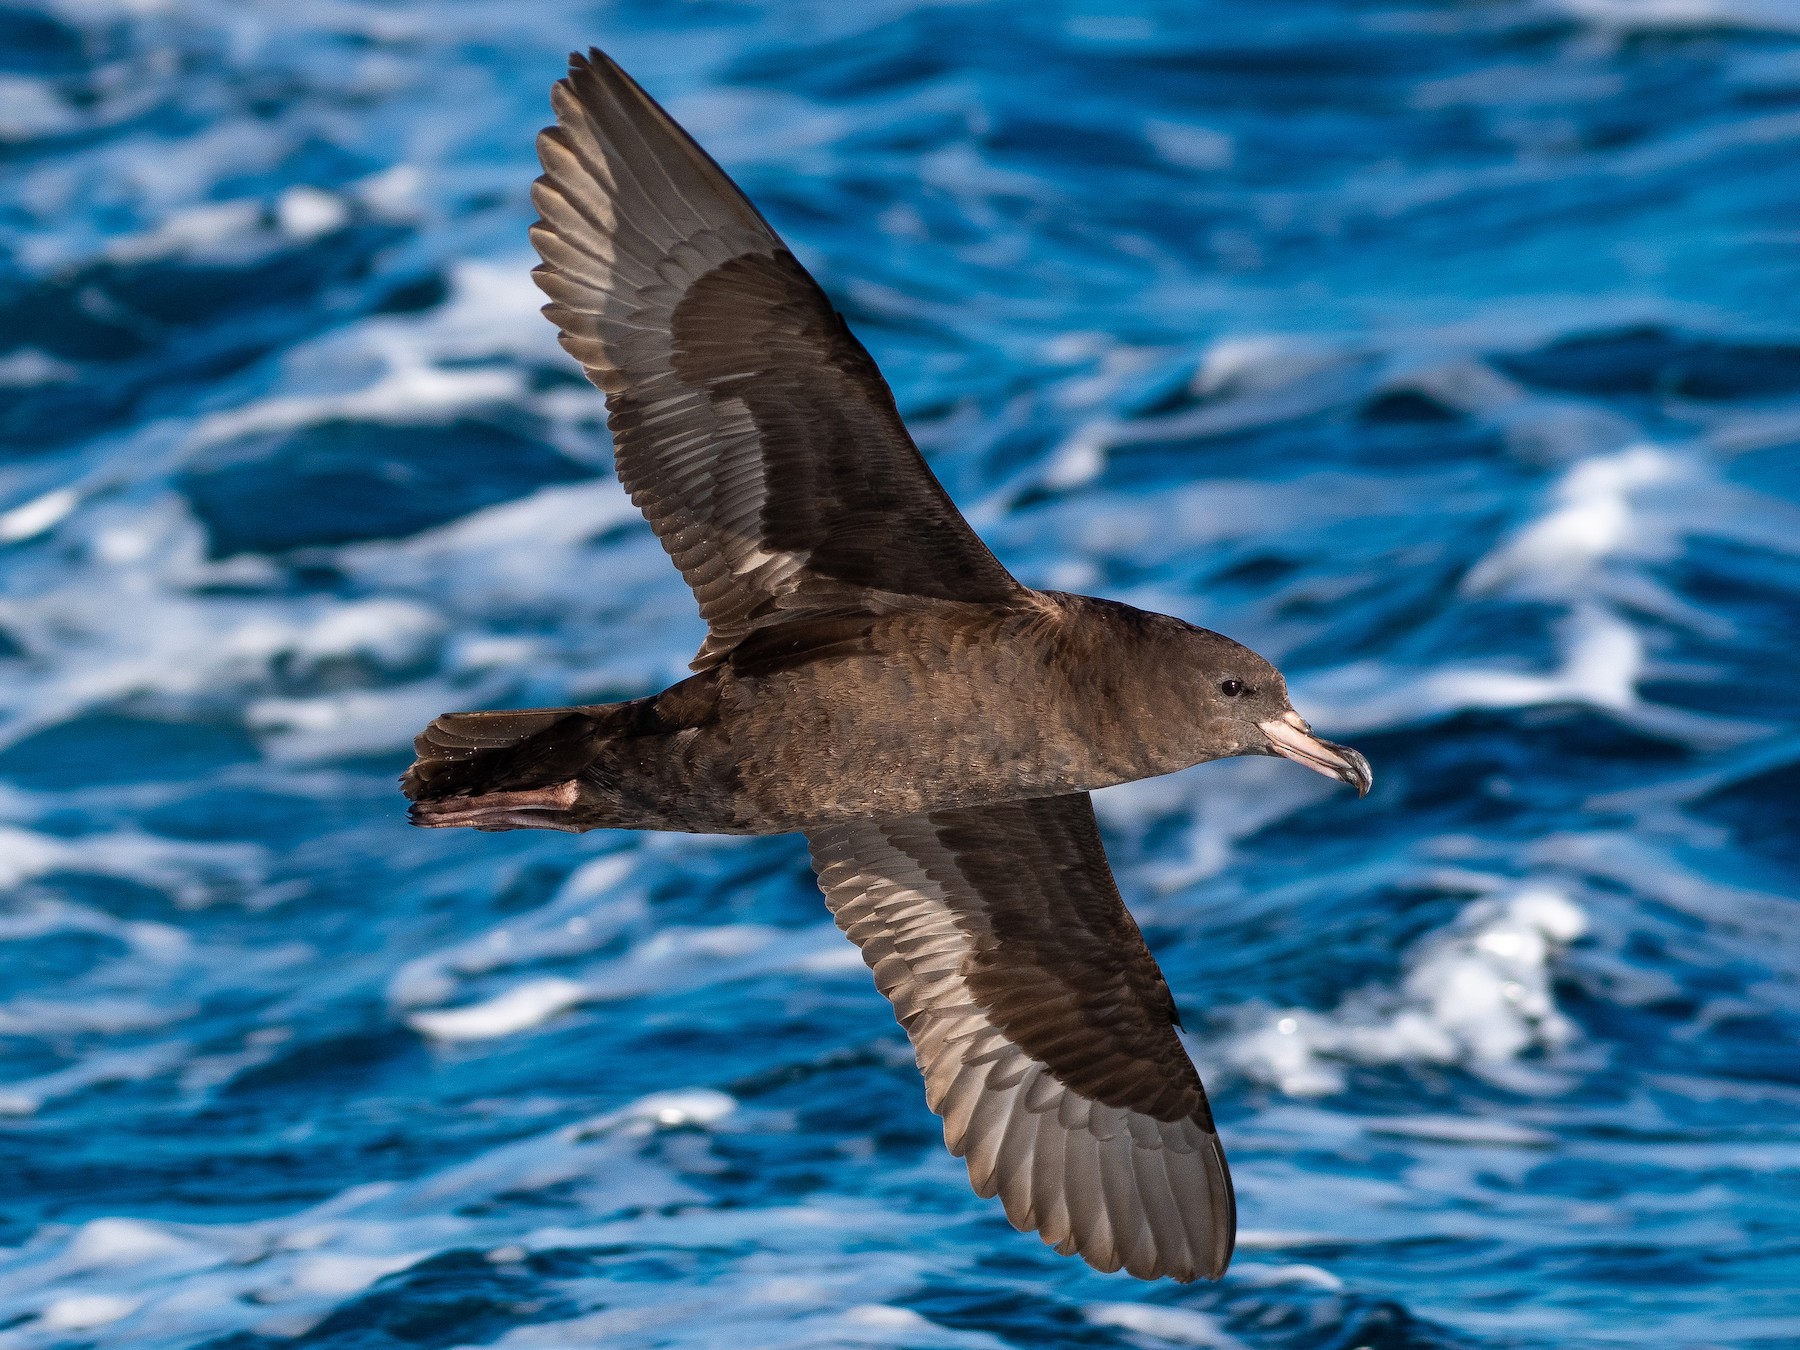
[403,48,1373,1283]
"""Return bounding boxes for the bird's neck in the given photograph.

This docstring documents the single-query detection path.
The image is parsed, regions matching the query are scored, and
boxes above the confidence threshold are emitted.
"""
[1032,592,1227,786]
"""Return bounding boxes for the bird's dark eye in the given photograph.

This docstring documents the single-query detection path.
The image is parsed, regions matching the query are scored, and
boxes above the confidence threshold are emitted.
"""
[1220,679,1244,697]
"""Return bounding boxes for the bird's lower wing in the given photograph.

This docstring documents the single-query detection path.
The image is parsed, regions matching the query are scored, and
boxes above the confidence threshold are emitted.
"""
[533,50,1023,671]
[806,793,1235,1281]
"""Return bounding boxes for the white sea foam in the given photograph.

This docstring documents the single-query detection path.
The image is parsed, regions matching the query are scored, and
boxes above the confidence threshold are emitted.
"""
[173,254,569,470]
[62,1219,200,1270]
[0,476,685,776]
[1297,600,1761,749]
[1225,1261,1344,1291]
[0,496,440,746]
[1360,1114,1556,1146]
[0,472,641,759]
[1309,602,1639,716]
[0,1087,739,1349]
[38,1294,139,1331]
[406,923,859,1043]
[189,361,526,450]
[0,1043,191,1117]
[103,199,268,266]
[0,73,85,140]
[247,681,470,761]
[1144,118,1235,170]
[1468,440,1800,639]
[0,487,80,543]
[1465,445,1682,591]
[388,854,644,1010]
[1045,337,1370,482]
[408,978,591,1042]
[0,825,263,908]
[275,185,349,240]
[1224,887,1589,1096]
[0,996,192,1038]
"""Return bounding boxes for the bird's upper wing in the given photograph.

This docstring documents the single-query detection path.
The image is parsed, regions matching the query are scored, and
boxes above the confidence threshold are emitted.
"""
[806,793,1235,1282]
[531,49,1024,670]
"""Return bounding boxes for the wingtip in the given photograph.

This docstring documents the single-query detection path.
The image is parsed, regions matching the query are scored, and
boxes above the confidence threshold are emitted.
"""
[568,45,625,82]
[558,47,613,102]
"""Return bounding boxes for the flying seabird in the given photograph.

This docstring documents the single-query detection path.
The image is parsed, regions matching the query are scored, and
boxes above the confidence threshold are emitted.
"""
[403,48,1372,1283]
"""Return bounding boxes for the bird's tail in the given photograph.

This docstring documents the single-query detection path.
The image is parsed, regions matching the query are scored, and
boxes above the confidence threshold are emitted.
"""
[402,704,621,832]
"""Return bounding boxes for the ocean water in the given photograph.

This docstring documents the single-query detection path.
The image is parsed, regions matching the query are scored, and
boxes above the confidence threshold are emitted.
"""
[0,0,1797,1345]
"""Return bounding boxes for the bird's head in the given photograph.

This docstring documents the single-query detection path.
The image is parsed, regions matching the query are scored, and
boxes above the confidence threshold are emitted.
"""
[1180,628,1373,796]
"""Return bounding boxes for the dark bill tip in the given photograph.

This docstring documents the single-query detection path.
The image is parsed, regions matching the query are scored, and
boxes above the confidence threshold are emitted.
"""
[1258,711,1373,797]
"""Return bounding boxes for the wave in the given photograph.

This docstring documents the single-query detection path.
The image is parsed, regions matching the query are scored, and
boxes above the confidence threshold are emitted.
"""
[1221,888,1589,1097]
[1,1,1797,1345]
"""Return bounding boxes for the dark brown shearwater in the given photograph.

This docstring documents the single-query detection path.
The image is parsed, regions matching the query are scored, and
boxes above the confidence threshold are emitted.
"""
[403,48,1372,1283]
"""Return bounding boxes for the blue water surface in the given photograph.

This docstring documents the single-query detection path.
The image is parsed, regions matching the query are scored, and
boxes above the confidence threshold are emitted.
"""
[1,1,1798,1346]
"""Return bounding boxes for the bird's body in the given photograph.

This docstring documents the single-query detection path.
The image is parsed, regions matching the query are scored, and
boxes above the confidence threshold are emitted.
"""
[404,48,1371,1283]
[410,592,1276,833]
